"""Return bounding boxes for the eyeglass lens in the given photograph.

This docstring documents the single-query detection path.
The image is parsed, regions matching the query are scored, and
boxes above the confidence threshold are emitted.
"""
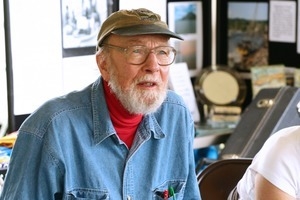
[126,46,176,66]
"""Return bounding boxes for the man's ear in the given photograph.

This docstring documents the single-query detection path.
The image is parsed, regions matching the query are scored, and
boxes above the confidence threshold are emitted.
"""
[96,53,109,81]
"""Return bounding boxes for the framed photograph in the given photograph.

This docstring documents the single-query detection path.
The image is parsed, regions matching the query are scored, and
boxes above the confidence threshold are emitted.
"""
[251,65,286,97]
[60,0,117,57]
[217,0,269,72]
[168,1,203,77]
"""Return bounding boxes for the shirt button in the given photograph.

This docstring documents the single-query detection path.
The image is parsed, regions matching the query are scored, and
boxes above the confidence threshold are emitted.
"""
[127,196,131,200]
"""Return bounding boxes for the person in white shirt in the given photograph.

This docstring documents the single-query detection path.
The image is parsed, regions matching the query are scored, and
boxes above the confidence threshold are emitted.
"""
[228,125,300,200]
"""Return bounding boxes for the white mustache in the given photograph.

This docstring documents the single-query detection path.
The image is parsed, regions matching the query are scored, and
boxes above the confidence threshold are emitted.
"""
[135,75,162,84]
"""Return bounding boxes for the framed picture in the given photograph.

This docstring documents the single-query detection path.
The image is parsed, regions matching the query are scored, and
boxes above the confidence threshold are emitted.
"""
[250,65,286,97]
[60,0,118,57]
[168,1,203,77]
[216,0,269,72]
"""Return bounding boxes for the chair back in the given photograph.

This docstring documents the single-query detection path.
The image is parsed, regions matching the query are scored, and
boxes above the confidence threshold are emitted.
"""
[197,158,252,200]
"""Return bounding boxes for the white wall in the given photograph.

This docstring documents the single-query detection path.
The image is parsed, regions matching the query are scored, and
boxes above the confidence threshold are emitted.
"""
[9,0,99,115]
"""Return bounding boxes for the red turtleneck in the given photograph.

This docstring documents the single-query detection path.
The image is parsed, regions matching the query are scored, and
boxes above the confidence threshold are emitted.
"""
[103,80,143,148]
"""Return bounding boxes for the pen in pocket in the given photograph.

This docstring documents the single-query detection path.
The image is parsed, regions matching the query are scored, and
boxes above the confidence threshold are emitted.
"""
[169,186,176,200]
[163,189,169,200]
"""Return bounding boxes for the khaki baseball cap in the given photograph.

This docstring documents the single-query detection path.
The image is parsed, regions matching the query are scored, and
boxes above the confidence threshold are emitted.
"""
[96,8,183,50]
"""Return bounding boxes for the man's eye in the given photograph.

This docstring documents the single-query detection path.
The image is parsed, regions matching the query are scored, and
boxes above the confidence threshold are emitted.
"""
[159,50,168,55]
[132,48,144,54]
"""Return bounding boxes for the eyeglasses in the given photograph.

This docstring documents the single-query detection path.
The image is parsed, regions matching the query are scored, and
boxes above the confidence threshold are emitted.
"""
[102,44,177,66]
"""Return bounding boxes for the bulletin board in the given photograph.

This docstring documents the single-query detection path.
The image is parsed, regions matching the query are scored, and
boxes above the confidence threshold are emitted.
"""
[216,0,300,71]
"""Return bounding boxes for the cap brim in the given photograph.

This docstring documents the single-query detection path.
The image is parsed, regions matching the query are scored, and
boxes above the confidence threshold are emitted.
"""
[112,24,183,40]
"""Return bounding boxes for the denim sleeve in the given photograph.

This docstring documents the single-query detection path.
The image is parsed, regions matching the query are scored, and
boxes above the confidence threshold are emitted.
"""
[0,131,62,199]
[183,122,201,199]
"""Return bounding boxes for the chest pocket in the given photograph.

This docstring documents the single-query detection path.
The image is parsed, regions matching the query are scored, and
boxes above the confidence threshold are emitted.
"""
[153,180,186,200]
[65,189,109,200]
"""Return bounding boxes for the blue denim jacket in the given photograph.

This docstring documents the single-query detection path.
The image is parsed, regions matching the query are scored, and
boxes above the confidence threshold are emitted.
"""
[0,77,200,200]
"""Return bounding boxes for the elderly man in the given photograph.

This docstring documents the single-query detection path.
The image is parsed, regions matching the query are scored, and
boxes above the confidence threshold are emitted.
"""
[0,8,200,199]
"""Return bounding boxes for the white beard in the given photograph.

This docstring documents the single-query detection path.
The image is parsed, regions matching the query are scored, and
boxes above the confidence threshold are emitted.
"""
[108,72,167,115]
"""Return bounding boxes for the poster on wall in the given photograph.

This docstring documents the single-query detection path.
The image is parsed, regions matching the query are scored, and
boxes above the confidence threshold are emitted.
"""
[60,0,116,57]
[168,1,203,77]
[227,2,269,71]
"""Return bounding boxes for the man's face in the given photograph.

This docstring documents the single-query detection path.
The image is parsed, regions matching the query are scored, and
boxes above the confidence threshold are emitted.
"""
[97,34,171,114]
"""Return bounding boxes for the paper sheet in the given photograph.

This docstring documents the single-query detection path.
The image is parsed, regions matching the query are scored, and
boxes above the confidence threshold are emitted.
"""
[168,62,200,122]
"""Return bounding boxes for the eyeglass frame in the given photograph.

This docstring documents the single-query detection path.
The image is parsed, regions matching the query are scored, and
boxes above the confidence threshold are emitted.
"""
[100,43,177,66]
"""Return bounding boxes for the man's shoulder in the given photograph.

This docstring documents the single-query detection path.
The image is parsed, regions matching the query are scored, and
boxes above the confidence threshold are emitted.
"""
[165,90,186,106]
[19,86,93,134]
[157,90,191,118]
[40,87,92,114]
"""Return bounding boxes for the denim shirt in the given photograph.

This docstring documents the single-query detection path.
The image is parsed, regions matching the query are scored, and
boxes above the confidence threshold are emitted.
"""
[0,77,200,200]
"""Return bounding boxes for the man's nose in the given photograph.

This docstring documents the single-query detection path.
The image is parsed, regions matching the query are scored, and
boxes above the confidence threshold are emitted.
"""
[143,52,160,72]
